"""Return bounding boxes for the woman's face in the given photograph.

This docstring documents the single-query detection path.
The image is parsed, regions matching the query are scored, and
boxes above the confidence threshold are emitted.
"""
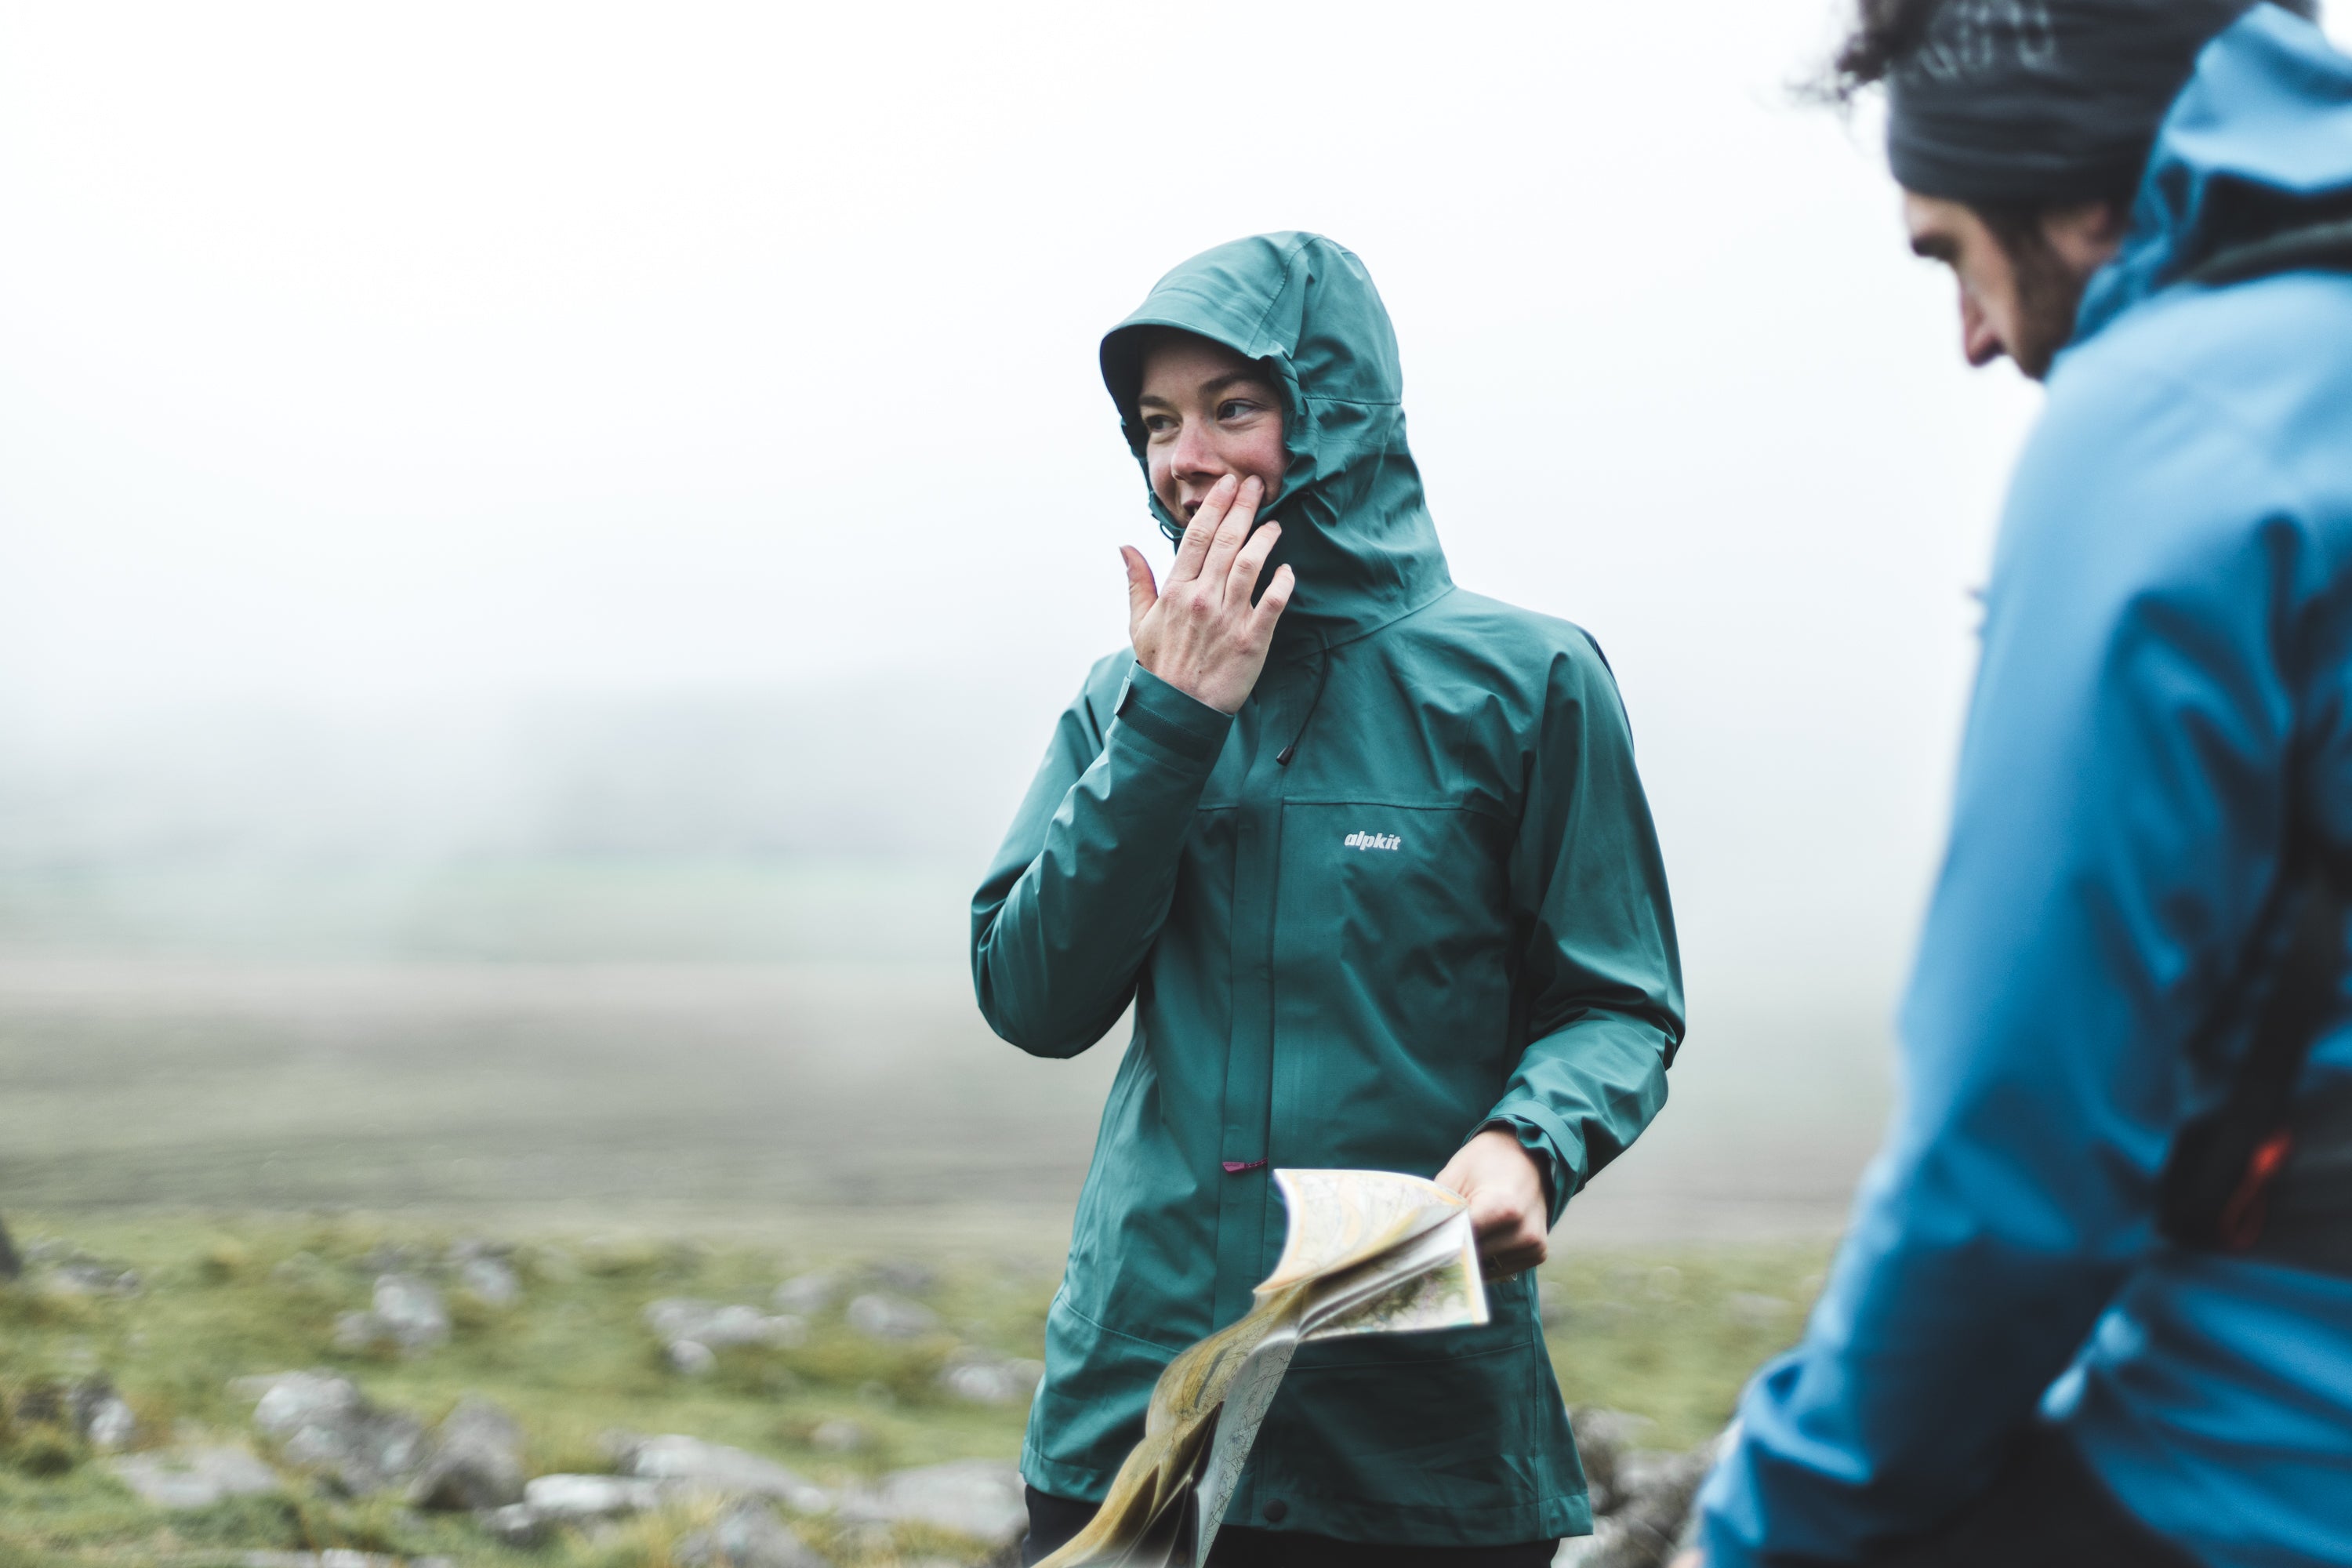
[1135,332,1287,528]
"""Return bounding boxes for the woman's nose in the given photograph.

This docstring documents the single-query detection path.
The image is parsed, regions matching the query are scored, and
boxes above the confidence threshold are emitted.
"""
[1169,417,1220,479]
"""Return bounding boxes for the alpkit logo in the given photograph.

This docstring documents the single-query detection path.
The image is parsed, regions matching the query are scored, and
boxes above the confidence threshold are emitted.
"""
[1343,830,1402,852]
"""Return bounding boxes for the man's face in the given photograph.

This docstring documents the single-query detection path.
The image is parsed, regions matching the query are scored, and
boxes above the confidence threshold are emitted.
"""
[1903,191,2121,381]
[1136,333,1287,526]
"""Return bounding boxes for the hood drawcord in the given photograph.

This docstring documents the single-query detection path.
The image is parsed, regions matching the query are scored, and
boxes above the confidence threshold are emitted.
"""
[1276,633,1330,768]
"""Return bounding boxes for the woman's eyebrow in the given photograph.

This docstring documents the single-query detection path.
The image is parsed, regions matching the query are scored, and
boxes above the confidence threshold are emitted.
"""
[1198,372,1268,397]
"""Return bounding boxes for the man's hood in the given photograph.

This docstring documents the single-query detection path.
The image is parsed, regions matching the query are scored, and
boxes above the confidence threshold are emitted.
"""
[2078,3,2352,341]
[1101,232,1450,652]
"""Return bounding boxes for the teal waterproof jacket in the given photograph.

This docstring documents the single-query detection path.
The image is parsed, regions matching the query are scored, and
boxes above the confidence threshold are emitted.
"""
[972,233,1685,1547]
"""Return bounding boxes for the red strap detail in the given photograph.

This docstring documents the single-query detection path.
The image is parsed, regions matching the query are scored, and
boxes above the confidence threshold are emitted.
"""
[2219,1129,2297,1251]
[1221,1159,1268,1174]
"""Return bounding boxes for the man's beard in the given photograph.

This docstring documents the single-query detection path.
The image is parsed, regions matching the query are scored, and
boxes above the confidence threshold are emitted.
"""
[2005,230,2092,381]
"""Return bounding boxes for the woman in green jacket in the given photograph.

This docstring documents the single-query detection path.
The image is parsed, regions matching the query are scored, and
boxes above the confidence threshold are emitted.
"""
[973,232,1684,1565]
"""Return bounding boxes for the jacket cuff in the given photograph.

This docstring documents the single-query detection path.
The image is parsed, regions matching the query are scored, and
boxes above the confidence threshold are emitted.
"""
[1111,662,1233,767]
[1476,1109,1579,1229]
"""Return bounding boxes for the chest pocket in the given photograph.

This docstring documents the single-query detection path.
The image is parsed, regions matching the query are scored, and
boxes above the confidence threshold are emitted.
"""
[1274,800,1515,1058]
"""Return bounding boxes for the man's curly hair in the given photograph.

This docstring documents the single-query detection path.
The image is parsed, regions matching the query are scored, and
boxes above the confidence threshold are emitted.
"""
[1818,0,1951,103]
[1816,0,2324,103]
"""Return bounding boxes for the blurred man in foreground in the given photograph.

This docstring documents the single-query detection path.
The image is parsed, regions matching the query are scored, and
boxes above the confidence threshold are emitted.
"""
[1695,2,2352,1565]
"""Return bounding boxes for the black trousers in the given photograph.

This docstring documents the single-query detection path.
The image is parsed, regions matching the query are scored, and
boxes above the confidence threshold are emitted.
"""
[1020,1486,1559,1567]
[1846,1425,2199,1568]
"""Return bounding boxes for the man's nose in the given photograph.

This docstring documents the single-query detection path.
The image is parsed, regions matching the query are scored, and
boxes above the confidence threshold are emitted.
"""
[1959,287,2005,368]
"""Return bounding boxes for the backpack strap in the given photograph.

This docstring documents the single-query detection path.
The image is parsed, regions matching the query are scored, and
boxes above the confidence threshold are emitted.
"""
[2181,216,2352,289]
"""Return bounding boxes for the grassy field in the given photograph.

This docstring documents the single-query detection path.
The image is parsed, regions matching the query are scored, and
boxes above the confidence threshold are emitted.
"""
[0,1213,1828,1566]
[0,858,1873,1563]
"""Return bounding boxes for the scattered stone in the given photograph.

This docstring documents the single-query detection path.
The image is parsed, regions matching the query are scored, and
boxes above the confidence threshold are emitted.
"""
[840,1458,1025,1550]
[612,1432,832,1512]
[41,1256,142,1298]
[844,1292,938,1341]
[477,1501,550,1547]
[646,1298,805,1374]
[1569,1408,1656,1516]
[228,1554,437,1568]
[457,1254,521,1308]
[406,1395,525,1511]
[332,1274,452,1357]
[247,1370,427,1496]
[771,1271,841,1316]
[809,1418,872,1454]
[1560,1432,1722,1568]
[675,1499,833,1568]
[937,1350,1044,1407]
[372,1273,452,1351]
[69,1374,138,1453]
[108,1444,282,1510]
[523,1472,667,1520]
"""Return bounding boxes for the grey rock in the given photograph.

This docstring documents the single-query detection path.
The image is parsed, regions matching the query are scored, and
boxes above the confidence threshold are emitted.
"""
[1569,1407,1656,1515]
[523,1472,668,1519]
[330,1275,452,1357]
[844,1292,938,1341]
[458,1254,521,1308]
[646,1298,807,1352]
[669,1339,719,1377]
[370,1273,452,1352]
[477,1501,551,1547]
[675,1500,833,1568]
[1575,1441,1719,1568]
[771,1271,841,1316]
[617,1432,831,1512]
[840,1458,1025,1548]
[109,1443,282,1509]
[231,1554,417,1568]
[42,1257,141,1298]
[67,1374,137,1452]
[248,1370,427,1496]
[406,1394,526,1511]
[937,1351,1044,1407]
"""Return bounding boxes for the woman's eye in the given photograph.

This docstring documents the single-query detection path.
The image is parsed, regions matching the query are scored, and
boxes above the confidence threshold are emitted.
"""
[1218,400,1259,421]
[1142,416,1176,436]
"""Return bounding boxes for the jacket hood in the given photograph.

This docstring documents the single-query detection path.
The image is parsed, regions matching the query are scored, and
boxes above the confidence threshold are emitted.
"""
[1101,232,1451,651]
[2078,3,2352,340]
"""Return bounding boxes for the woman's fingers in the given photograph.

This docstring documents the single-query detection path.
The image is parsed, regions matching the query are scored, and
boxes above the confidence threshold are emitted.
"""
[1196,476,1261,593]
[1229,519,1282,602]
[1120,546,1158,635]
[1250,564,1294,638]
[1166,474,1237,586]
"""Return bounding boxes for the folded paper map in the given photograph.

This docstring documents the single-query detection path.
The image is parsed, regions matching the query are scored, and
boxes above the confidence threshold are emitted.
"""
[1036,1168,1489,1568]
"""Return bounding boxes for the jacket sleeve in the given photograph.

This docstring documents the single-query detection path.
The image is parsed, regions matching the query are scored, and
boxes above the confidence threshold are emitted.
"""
[1482,637,1686,1225]
[1698,364,2311,1564]
[971,658,1234,1058]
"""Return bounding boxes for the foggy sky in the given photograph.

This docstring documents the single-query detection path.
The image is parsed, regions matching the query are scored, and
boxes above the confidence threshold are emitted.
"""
[9,2,2344,994]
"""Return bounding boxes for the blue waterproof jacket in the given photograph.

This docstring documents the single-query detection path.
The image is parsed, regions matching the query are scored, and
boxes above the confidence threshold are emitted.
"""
[1701,11,2352,1566]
